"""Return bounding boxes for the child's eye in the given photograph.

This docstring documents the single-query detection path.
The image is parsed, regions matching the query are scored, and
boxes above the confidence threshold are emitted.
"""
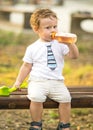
[46,26,51,29]
[54,25,57,29]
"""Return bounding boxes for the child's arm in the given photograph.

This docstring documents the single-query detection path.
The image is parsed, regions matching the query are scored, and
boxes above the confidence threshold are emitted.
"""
[66,43,79,59]
[13,62,32,89]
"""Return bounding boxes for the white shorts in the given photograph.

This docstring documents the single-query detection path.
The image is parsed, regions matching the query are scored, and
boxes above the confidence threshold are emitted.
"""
[27,77,71,103]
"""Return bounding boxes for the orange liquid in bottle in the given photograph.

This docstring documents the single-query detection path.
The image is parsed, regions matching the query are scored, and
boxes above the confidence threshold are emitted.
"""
[51,32,77,44]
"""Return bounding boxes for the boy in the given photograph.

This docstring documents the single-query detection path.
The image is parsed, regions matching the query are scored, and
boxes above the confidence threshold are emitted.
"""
[13,8,79,130]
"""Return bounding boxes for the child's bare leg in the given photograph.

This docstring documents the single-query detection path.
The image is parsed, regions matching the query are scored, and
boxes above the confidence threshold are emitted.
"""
[30,101,43,129]
[59,102,71,123]
[58,102,71,130]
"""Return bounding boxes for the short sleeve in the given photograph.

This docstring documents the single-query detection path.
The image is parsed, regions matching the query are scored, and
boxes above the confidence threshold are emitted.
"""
[23,46,33,63]
[62,44,69,55]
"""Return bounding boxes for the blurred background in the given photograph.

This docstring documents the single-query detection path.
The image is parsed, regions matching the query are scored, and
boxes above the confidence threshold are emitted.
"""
[0,0,93,33]
[0,1,93,130]
[0,0,93,86]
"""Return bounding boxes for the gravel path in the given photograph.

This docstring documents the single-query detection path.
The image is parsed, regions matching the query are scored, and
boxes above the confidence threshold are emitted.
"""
[0,109,93,130]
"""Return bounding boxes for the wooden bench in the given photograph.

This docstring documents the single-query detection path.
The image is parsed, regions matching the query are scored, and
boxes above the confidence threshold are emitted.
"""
[0,6,36,29]
[0,87,93,109]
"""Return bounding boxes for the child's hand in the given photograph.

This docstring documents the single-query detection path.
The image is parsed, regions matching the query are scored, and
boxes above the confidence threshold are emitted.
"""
[66,43,79,59]
[12,81,21,91]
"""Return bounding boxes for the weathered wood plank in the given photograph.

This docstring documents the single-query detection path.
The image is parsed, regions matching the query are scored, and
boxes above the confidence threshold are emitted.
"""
[0,87,93,109]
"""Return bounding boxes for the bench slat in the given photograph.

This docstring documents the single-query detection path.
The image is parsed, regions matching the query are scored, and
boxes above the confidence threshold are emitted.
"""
[0,87,93,109]
[10,87,93,95]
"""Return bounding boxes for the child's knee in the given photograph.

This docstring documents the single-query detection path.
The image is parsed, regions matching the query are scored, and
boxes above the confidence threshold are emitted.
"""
[59,102,71,110]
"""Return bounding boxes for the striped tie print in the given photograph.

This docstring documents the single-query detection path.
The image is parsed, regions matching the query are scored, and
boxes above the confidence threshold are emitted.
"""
[47,45,57,70]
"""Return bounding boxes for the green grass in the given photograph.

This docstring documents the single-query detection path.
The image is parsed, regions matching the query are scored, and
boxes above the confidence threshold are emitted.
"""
[0,30,38,46]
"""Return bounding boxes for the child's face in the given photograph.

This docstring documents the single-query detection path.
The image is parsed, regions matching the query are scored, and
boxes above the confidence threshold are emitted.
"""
[36,17,58,42]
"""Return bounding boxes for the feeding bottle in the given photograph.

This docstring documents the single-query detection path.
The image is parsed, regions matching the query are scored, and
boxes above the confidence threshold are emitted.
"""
[51,32,77,44]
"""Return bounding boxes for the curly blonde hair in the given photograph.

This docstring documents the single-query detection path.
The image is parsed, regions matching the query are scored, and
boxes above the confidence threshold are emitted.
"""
[30,8,57,29]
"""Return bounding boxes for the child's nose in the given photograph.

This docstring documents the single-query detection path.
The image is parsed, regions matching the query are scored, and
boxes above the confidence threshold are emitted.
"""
[51,27,56,32]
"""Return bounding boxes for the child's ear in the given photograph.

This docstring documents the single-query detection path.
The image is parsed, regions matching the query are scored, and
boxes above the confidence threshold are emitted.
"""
[33,26,38,33]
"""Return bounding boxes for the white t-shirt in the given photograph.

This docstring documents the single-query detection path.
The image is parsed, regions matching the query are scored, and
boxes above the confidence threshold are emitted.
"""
[23,39,69,80]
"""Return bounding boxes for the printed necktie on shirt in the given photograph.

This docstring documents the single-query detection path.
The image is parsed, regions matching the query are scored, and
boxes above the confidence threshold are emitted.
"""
[47,45,57,70]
